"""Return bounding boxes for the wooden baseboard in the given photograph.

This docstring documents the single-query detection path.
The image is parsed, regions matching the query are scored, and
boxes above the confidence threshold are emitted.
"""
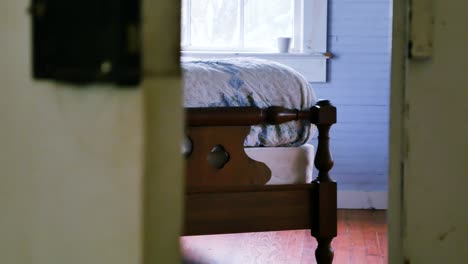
[338,190,388,209]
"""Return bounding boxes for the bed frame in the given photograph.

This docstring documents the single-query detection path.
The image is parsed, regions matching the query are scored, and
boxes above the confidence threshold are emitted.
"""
[183,100,337,264]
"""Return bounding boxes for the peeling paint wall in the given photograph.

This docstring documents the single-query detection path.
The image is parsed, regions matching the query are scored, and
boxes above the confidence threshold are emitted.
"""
[310,0,392,192]
[403,0,468,262]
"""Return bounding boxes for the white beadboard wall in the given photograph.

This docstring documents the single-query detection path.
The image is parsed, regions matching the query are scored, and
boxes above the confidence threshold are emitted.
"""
[309,0,392,206]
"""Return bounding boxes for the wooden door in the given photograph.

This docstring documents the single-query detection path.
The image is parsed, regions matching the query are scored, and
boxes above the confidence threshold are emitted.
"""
[0,0,183,263]
[389,0,468,263]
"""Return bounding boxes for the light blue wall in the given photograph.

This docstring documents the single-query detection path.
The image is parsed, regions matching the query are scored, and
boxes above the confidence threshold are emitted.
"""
[310,0,392,191]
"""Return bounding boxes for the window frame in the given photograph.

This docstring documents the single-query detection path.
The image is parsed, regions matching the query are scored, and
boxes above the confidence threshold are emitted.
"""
[181,0,329,82]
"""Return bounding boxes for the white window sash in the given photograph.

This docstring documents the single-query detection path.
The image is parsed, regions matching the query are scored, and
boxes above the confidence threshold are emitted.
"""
[182,0,327,53]
[304,0,328,53]
[182,0,302,52]
[292,0,303,52]
[239,0,245,49]
[181,0,329,82]
[184,0,192,46]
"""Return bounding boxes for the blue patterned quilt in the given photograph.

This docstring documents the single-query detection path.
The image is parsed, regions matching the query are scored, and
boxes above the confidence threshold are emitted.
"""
[182,57,317,147]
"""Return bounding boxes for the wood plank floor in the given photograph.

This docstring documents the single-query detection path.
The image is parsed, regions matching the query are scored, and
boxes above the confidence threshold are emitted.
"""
[181,209,387,264]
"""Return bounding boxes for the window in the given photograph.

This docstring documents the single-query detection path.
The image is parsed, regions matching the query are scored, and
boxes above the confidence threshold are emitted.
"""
[181,0,329,82]
[182,0,297,52]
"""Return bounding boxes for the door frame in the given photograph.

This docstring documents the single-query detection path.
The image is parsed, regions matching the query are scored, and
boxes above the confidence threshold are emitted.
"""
[388,0,408,263]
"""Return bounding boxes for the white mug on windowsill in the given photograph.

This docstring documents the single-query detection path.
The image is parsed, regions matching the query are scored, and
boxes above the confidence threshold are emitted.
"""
[277,37,291,53]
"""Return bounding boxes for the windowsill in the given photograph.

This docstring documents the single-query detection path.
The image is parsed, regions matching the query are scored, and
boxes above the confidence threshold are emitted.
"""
[181,51,332,59]
[181,51,330,83]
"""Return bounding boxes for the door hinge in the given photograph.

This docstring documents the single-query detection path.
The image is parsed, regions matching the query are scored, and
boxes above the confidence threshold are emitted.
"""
[409,0,434,60]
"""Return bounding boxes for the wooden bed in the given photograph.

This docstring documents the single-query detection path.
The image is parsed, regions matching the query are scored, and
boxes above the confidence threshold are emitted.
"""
[183,100,337,264]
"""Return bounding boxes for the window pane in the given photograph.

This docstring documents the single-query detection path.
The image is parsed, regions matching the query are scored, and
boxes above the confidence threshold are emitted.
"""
[190,0,241,49]
[181,0,188,46]
[244,0,294,51]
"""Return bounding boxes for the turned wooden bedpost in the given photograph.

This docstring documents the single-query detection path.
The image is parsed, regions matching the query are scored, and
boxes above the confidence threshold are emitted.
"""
[186,102,338,264]
[311,100,337,264]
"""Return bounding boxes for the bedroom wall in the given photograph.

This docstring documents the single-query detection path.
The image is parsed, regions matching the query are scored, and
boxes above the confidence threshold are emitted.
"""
[310,0,392,197]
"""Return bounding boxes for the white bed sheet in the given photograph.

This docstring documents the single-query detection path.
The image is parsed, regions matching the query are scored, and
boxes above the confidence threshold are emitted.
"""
[245,144,315,185]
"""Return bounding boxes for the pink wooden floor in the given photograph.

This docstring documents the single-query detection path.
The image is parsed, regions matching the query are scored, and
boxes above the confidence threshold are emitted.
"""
[181,209,387,264]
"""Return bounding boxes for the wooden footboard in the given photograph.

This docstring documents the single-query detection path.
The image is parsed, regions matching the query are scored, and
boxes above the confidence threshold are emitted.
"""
[184,100,337,263]
[184,100,336,187]
[185,184,315,235]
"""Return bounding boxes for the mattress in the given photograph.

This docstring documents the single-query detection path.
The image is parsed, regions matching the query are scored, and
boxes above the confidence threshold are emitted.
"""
[245,144,315,185]
[182,57,317,147]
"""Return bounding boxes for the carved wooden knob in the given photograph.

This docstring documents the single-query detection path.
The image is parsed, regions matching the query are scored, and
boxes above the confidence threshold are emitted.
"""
[317,99,331,107]
[207,145,230,169]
